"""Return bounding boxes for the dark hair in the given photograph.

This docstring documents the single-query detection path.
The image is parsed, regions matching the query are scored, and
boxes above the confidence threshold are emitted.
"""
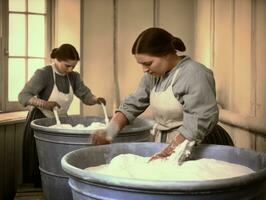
[50,43,80,61]
[131,27,186,56]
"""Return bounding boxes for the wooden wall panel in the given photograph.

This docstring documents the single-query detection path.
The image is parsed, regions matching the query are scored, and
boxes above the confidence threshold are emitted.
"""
[194,0,212,68]
[221,122,255,150]
[117,0,154,96]
[213,0,266,151]
[55,0,81,116]
[117,0,154,117]
[159,0,195,57]
[255,0,266,118]
[5,125,16,199]
[233,129,255,149]
[256,134,266,153]
[81,0,266,152]
[14,123,25,186]
[255,0,266,153]
[0,122,25,200]
[233,0,253,115]
[213,0,234,109]
[196,0,266,152]
[82,0,196,118]
[82,0,114,116]
[0,126,4,200]
[230,0,256,149]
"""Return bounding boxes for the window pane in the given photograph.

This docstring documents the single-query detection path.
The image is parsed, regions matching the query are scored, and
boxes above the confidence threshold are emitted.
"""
[8,58,25,101]
[9,0,26,12]
[28,15,45,57]
[9,14,26,56]
[28,0,46,14]
[28,59,45,80]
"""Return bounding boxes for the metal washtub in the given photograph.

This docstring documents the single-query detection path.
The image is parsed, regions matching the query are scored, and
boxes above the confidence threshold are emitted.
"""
[31,116,154,200]
[61,142,266,200]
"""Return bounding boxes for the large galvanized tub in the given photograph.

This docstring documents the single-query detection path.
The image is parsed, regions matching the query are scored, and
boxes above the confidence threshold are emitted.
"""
[61,143,266,200]
[31,116,154,200]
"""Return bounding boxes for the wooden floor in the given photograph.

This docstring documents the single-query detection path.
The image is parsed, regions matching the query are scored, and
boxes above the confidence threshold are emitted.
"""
[14,184,44,200]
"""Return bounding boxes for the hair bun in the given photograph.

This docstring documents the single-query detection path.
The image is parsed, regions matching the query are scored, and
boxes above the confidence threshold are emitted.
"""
[50,48,58,59]
[172,37,186,52]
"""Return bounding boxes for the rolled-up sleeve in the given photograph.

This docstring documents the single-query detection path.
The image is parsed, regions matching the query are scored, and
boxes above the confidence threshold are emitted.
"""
[18,69,47,106]
[176,65,218,142]
[117,74,152,122]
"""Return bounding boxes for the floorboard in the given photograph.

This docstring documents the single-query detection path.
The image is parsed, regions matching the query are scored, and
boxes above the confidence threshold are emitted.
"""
[14,184,44,200]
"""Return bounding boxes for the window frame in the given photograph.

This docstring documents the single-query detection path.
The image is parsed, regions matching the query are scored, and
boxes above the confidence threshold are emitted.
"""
[0,0,54,113]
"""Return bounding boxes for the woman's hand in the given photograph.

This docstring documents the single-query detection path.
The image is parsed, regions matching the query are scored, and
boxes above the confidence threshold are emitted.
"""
[96,97,106,105]
[43,101,61,111]
[90,130,111,145]
[90,112,128,145]
[148,133,186,162]
[28,97,60,111]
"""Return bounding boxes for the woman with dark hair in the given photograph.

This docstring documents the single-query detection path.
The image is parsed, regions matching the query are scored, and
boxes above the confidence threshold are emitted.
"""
[18,43,106,187]
[91,28,233,160]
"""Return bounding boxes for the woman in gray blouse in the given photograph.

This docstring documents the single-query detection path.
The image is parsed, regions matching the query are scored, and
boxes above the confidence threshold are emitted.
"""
[91,27,233,160]
[18,43,106,187]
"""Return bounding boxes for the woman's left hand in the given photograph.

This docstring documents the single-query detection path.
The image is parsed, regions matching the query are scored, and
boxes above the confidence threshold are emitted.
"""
[148,133,186,162]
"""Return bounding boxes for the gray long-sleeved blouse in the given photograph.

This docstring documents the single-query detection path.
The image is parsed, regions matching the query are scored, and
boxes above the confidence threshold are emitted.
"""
[18,65,96,107]
[117,56,219,141]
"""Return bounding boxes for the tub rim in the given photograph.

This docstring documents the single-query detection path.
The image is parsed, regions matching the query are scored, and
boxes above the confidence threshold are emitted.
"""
[31,116,154,135]
[61,143,266,192]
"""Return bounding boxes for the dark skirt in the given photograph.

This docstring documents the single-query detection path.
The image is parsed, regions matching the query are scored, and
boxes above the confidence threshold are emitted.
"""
[23,107,46,187]
[159,124,234,146]
[201,124,234,146]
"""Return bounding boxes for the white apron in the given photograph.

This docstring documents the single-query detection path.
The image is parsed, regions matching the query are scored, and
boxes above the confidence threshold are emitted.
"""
[40,64,74,118]
[150,67,183,143]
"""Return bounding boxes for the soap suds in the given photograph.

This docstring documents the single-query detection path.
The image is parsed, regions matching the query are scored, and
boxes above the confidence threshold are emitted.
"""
[49,122,106,130]
[86,143,254,182]
[86,154,254,181]
[50,104,108,130]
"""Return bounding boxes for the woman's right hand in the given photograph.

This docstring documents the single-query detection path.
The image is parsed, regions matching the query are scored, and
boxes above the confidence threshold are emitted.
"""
[43,101,60,111]
[96,97,106,105]
[90,112,128,145]
[90,130,111,145]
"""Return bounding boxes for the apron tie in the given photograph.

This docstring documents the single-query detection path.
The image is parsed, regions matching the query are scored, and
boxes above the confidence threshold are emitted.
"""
[151,124,165,142]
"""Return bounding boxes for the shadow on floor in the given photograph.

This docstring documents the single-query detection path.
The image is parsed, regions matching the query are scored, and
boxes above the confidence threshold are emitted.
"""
[14,184,44,200]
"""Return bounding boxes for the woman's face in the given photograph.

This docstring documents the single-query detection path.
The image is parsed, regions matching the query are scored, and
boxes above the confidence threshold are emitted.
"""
[55,59,78,75]
[134,54,171,77]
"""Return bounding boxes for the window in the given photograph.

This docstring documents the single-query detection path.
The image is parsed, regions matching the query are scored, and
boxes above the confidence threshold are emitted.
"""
[0,0,53,112]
